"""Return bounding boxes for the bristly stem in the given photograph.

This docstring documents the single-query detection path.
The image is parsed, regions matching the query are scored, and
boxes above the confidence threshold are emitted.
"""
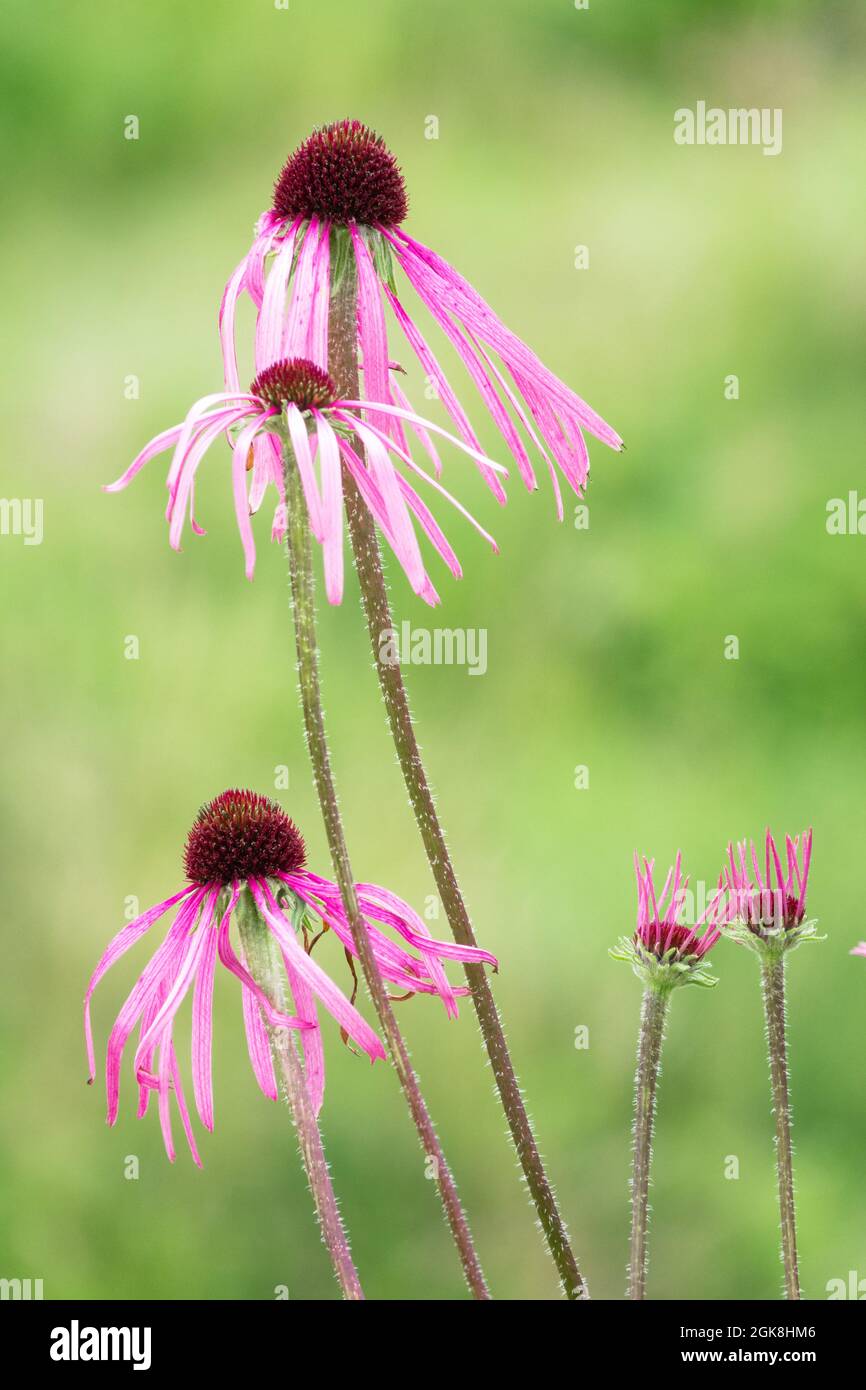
[282,451,491,1301]
[329,258,587,1300]
[761,952,801,1299]
[628,984,670,1301]
[235,886,364,1301]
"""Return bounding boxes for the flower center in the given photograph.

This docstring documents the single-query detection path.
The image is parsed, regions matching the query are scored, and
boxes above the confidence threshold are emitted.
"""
[250,357,337,412]
[184,790,306,886]
[642,923,697,959]
[272,119,408,227]
[742,890,802,932]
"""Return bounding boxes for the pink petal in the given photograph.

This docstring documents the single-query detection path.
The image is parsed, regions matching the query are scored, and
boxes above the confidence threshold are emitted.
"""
[252,880,385,1063]
[84,886,197,1082]
[311,411,345,604]
[350,226,395,440]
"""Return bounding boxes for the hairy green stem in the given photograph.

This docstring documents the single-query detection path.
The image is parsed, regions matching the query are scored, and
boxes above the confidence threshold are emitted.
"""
[330,256,587,1300]
[761,953,801,1299]
[282,452,491,1300]
[628,985,669,1301]
[235,886,364,1301]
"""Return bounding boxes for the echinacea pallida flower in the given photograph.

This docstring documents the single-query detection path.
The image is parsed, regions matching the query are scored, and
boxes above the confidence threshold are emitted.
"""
[106,357,505,605]
[721,828,818,1300]
[723,828,819,952]
[610,852,726,991]
[611,851,725,1300]
[84,790,497,1165]
[221,119,623,522]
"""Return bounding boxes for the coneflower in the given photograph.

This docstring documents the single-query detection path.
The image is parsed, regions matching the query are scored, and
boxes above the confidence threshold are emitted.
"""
[723,829,820,1300]
[85,790,495,1299]
[611,853,725,1300]
[218,118,622,1299]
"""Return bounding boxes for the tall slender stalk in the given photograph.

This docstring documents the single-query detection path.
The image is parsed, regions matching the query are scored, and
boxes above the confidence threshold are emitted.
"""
[235,886,364,1301]
[761,953,801,1299]
[628,984,669,1301]
[329,263,587,1299]
[282,451,491,1300]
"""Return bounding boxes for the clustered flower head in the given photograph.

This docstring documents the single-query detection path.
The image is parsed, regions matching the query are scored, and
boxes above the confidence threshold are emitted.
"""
[108,118,623,604]
[610,852,726,991]
[226,125,619,500]
[723,829,819,953]
[85,790,497,1165]
[106,352,504,605]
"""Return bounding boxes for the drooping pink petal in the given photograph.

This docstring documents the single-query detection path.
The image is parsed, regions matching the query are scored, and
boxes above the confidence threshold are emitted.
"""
[251,879,385,1063]
[242,978,278,1102]
[350,225,395,440]
[104,425,184,494]
[286,402,326,541]
[335,439,435,603]
[215,893,311,1034]
[337,412,499,555]
[256,226,299,370]
[281,949,325,1117]
[384,287,485,470]
[105,892,205,1126]
[169,1038,203,1167]
[167,406,256,547]
[133,903,213,1071]
[337,398,508,477]
[395,288,528,499]
[311,410,344,604]
[351,420,426,595]
[84,885,197,1082]
[231,411,275,579]
[389,228,623,451]
[283,219,321,360]
[191,902,219,1132]
[389,374,442,477]
[307,225,331,369]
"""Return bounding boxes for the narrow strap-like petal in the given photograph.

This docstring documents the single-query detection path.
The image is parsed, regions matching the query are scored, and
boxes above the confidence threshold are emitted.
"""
[255,228,299,370]
[286,403,326,541]
[281,950,325,1117]
[350,225,394,440]
[104,425,184,494]
[105,893,205,1125]
[311,411,344,604]
[231,412,274,579]
[191,907,219,1132]
[242,981,278,1102]
[350,420,426,594]
[84,886,197,1082]
[251,880,385,1062]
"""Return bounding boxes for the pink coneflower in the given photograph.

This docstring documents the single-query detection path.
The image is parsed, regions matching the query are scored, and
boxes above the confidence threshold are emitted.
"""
[634,852,724,963]
[106,357,505,605]
[221,119,623,521]
[611,850,725,1300]
[724,829,813,936]
[84,789,497,1165]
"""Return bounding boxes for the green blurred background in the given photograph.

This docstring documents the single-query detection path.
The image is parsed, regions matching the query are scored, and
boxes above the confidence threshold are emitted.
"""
[2,0,864,1301]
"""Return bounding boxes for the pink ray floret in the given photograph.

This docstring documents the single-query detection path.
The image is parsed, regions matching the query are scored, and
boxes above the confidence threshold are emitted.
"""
[84,790,497,1165]
[220,120,623,527]
[106,355,505,606]
[723,828,813,933]
[634,851,726,963]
